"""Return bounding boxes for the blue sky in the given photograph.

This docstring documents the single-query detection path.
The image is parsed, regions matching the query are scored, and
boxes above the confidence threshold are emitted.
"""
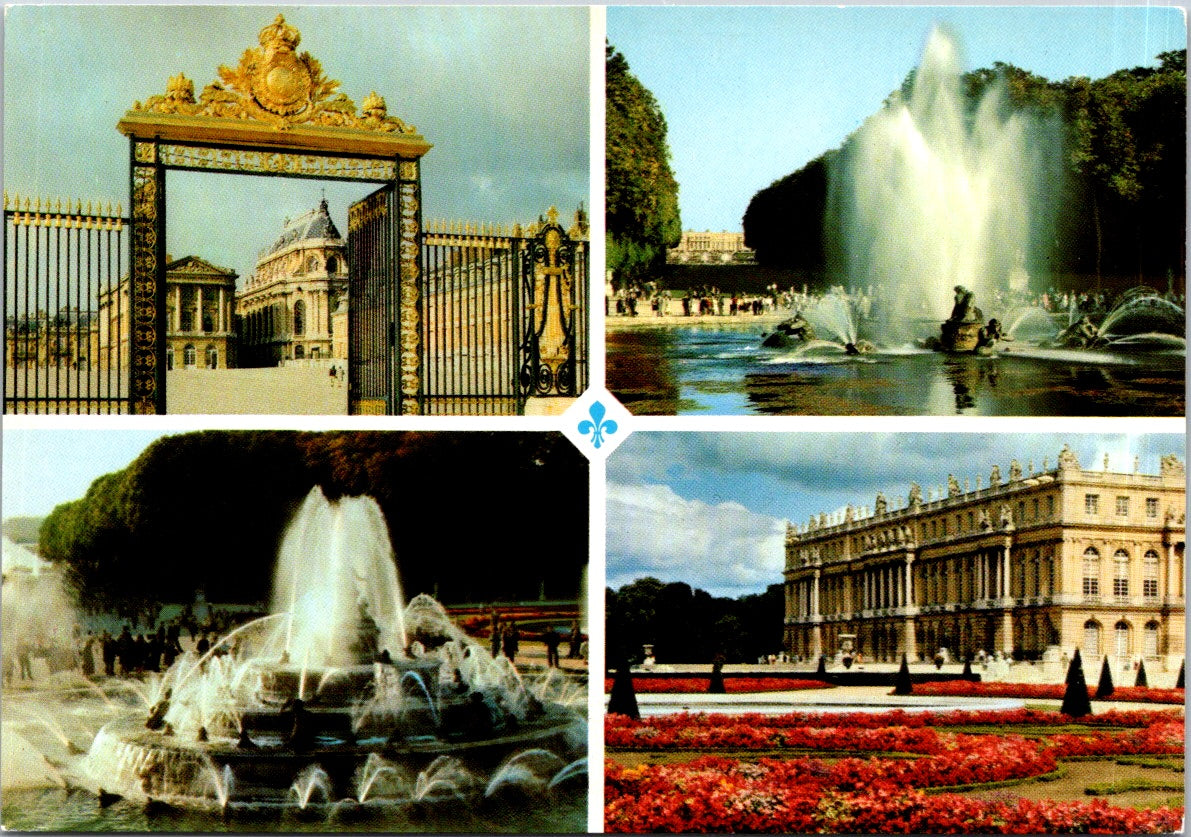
[2,429,179,520]
[607,5,1186,233]
[607,432,1186,598]
[4,6,589,286]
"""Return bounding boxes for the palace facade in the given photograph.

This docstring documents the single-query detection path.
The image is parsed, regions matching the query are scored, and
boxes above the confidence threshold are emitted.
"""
[783,447,1185,672]
[236,199,348,366]
[96,256,238,370]
[666,230,753,264]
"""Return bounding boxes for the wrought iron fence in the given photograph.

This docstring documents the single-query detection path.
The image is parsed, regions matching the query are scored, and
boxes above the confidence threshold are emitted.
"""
[3,195,130,413]
[420,209,588,415]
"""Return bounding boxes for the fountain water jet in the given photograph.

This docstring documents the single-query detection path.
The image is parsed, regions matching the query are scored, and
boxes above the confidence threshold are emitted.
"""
[74,487,585,817]
[828,25,1062,337]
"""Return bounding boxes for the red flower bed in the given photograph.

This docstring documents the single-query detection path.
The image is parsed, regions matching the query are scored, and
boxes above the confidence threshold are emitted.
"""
[912,680,1186,705]
[605,707,1184,833]
[602,677,834,694]
[607,706,1181,741]
[606,757,1181,833]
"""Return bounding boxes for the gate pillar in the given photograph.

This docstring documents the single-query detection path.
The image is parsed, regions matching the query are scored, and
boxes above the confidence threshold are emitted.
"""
[129,139,166,414]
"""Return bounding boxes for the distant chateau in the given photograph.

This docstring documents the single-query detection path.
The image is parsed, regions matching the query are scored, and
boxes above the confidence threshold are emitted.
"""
[782,447,1185,673]
[236,199,347,366]
[667,230,754,264]
[75,199,347,371]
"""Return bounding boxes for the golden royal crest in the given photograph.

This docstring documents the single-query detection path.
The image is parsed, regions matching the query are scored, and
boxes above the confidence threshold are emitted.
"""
[133,14,416,134]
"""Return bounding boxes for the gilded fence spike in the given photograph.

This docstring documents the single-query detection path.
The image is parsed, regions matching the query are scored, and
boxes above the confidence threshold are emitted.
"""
[35,196,42,212]
[55,197,61,213]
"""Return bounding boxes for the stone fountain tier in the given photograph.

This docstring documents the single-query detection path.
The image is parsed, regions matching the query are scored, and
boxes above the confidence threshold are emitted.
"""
[85,704,580,808]
[250,658,444,706]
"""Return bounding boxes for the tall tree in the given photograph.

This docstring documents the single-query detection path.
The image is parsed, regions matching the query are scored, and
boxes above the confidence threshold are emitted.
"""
[606,42,682,286]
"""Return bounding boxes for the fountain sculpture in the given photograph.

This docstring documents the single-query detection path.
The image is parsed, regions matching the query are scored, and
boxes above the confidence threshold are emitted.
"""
[70,488,585,817]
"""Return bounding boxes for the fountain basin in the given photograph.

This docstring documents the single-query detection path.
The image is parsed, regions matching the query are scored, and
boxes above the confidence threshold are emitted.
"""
[85,707,580,807]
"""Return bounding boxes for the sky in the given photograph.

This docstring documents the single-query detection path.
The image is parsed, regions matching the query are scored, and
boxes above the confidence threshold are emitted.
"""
[2,429,178,519]
[607,5,1186,233]
[3,5,589,287]
[606,431,1186,598]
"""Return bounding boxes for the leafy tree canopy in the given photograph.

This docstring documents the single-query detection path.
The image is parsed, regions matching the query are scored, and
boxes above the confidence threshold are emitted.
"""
[606,42,682,285]
[38,432,587,615]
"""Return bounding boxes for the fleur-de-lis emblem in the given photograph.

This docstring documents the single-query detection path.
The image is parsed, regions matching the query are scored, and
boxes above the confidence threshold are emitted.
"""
[578,401,617,449]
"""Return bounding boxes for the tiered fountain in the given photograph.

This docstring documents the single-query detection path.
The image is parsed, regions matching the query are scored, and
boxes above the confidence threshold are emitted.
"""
[78,488,585,816]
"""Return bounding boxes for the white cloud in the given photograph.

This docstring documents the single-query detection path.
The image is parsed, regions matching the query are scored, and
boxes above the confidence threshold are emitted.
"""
[606,482,786,598]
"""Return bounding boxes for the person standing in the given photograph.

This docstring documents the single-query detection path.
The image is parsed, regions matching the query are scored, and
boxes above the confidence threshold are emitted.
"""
[543,628,561,668]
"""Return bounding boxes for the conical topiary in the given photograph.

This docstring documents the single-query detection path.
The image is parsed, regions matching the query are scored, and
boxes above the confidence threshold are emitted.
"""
[607,658,639,720]
[1135,658,1148,688]
[962,658,974,681]
[1060,649,1092,718]
[708,656,726,694]
[1176,659,1185,690]
[1095,655,1115,699]
[892,653,913,695]
[816,654,828,679]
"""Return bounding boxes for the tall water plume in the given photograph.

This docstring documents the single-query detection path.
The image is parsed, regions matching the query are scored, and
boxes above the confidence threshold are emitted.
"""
[270,488,407,667]
[827,26,1061,331]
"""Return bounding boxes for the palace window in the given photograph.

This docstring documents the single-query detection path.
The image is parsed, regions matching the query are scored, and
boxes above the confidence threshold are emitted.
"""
[1143,622,1160,658]
[1116,496,1129,516]
[183,344,196,368]
[1081,548,1100,598]
[166,349,174,371]
[1046,495,1055,517]
[205,345,218,369]
[1143,551,1160,600]
[1031,498,1039,520]
[326,256,339,274]
[1146,498,1159,518]
[294,344,306,360]
[1113,550,1129,600]
[1083,620,1101,658]
[293,300,306,336]
[1085,494,1099,515]
[1114,621,1130,659]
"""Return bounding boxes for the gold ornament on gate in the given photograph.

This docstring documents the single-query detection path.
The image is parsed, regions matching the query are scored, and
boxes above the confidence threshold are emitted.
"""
[132,14,416,134]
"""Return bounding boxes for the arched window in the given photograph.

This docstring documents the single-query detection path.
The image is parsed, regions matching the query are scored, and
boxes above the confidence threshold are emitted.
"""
[326,255,339,274]
[1113,549,1130,600]
[1114,620,1130,660]
[1143,551,1160,600]
[1143,621,1160,658]
[183,344,196,368]
[307,254,320,273]
[294,344,306,360]
[1081,548,1100,598]
[1083,620,1101,658]
[293,300,306,336]
[205,345,218,369]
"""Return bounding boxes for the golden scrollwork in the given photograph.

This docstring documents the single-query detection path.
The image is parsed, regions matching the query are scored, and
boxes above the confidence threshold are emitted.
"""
[130,165,160,414]
[132,15,417,135]
[157,144,396,180]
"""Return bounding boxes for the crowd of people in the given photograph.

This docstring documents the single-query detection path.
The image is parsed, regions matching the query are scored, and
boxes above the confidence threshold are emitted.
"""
[487,610,586,669]
[608,278,1185,326]
[3,603,257,686]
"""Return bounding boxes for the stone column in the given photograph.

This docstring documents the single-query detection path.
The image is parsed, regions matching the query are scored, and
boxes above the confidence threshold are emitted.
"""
[1001,546,1011,600]
[174,285,182,332]
[904,555,915,608]
[196,285,203,333]
[812,569,821,617]
[219,287,226,333]
[976,552,985,601]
